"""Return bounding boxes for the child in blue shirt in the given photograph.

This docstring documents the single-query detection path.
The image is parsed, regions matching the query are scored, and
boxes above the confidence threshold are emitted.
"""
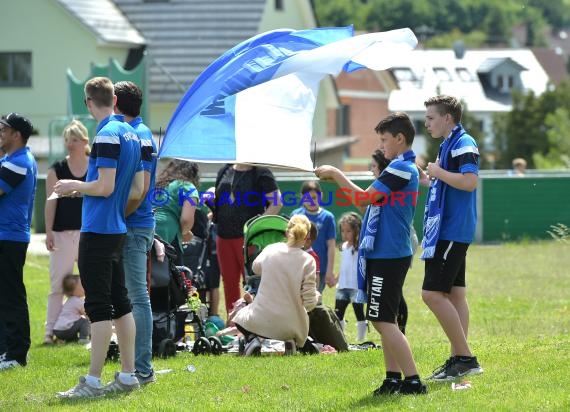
[315,112,426,396]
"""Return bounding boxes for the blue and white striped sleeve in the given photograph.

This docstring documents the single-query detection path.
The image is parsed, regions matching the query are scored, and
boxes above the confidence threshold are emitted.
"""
[453,135,479,174]
[0,160,27,193]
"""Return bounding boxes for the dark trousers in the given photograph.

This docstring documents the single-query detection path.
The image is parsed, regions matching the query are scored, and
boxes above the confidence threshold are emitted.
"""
[54,318,90,341]
[0,240,30,365]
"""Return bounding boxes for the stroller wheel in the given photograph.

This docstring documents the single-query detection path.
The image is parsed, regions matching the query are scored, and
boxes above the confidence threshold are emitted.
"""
[158,338,177,358]
[192,337,211,356]
[208,336,223,355]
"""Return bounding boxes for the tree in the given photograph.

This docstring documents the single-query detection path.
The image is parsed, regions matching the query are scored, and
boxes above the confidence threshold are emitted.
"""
[493,80,570,169]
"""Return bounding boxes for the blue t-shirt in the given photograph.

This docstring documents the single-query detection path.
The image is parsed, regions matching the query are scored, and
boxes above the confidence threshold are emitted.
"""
[81,114,142,234]
[291,207,336,275]
[126,117,157,229]
[0,147,37,242]
[439,130,479,243]
[367,150,419,259]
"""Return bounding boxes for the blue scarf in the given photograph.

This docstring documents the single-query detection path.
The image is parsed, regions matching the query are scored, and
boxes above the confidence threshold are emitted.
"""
[357,204,381,293]
[421,125,465,259]
[357,150,416,294]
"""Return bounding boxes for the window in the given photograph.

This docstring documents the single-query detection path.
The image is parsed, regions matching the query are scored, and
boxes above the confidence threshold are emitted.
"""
[433,67,452,81]
[497,75,504,90]
[508,76,514,88]
[456,68,472,81]
[275,0,283,10]
[392,68,415,82]
[0,52,32,87]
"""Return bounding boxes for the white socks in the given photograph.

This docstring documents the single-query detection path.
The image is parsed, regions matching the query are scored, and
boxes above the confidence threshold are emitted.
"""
[118,372,138,385]
[356,321,368,342]
[85,375,102,388]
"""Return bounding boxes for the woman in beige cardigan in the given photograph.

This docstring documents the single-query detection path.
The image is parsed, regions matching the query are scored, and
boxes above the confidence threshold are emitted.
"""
[233,215,319,356]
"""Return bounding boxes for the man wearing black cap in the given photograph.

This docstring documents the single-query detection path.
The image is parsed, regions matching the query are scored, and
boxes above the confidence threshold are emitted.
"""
[0,113,38,371]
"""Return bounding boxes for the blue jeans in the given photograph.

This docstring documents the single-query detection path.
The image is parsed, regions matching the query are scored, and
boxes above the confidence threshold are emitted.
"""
[123,227,154,375]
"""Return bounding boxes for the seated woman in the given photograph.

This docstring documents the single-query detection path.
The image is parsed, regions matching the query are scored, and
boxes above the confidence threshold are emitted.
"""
[233,215,319,356]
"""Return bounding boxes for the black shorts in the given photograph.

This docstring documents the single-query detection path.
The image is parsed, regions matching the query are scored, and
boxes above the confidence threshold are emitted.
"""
[366,257,412,323]
[78,232,131,323]
[423,240,469,293]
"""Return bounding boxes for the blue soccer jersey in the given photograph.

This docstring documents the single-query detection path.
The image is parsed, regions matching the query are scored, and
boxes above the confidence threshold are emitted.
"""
[367,150,419,259]
[126,116,157,229]
[0,147,37,242]
[439,131,479,243]
[81,114,142,234]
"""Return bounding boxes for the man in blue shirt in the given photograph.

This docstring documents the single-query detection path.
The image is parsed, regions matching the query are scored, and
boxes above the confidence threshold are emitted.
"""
[0,113,37,371]
[54,77,144,398]
[114,81,157,385]
[315,112,427,396]
[422,95,482,381]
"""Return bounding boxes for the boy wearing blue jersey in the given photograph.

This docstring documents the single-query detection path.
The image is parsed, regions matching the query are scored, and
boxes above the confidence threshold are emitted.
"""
[315,112,426,396]
[114,81,157,385]
[422,95,483,381]
[55,77,144,398]
[0,113,37,371]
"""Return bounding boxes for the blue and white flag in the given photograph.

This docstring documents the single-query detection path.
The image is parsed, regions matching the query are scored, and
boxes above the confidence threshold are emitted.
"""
[159,26,418,170]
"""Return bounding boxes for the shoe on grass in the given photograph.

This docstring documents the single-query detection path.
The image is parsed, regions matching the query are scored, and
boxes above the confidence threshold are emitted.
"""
[135,370,156,385]
[431,356,483,381]
[373,378,401,396]
[399,379,427,395]
[57,376,104,399]
[0,359,24,371]
[426,357,454,380]
[102,372,140,394]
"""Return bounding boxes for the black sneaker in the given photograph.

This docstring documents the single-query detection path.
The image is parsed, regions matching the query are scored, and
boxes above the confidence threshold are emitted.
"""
[373,378,401,396]
[426,357,454,380]
[399,379,427,395]
[432,356,483,381]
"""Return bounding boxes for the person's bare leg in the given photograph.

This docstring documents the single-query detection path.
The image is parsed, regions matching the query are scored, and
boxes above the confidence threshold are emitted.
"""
[372,321,418,376]
[114,312,136,373]
[88,320,113,378]
[449,286,469,339]
[422,290,471,356]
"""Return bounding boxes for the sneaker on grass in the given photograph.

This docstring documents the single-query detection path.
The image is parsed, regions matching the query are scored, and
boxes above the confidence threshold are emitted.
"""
[102,372,141,394]
[373,378,402,396]
[426,357,454,380]
[57,376,104,399]
[399,379,428,395]
[0,359,23,371]
[431,356,483,381]
[135,370,156,385]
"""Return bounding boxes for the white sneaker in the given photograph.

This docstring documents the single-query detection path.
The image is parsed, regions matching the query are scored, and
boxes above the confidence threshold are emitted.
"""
[0,359,22,371]
[102,372,140,395]
[57,376,104,399]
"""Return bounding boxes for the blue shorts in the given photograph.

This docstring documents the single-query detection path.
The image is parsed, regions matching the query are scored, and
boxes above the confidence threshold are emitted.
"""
[335,288,367,304]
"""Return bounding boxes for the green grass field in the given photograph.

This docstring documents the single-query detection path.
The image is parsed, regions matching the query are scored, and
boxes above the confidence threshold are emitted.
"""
[1,241,569,411]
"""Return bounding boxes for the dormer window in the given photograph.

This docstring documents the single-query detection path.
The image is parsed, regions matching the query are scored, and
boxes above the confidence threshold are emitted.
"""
[456,67,472,81]
[433,67,451,81]
[392,68,415,82]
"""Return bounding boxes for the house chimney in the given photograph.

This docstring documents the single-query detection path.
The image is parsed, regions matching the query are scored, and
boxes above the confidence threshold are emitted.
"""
[453,40,465,59]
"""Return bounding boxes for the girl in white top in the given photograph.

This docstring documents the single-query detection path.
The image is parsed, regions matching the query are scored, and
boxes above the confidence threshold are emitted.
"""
[334,212,368,341]
[53,274,90,344]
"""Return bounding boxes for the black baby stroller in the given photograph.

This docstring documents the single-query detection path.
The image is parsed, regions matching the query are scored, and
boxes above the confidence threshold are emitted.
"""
[151,234,223,356]
[242,214,289,295]
[149,235,193,357]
